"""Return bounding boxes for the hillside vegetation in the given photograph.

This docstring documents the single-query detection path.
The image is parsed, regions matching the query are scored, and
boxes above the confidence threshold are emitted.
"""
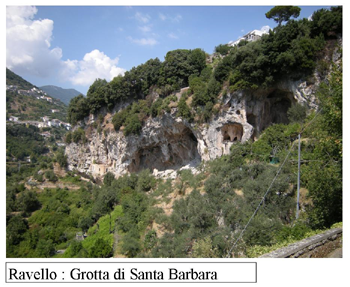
[67,6,341,129]
[6,69,68,122]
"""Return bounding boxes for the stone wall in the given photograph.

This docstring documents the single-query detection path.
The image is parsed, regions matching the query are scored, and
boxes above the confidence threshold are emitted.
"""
[259,228,342,258]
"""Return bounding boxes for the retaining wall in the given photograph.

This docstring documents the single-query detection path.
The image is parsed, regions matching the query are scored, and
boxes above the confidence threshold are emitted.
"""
[259,228,342,258]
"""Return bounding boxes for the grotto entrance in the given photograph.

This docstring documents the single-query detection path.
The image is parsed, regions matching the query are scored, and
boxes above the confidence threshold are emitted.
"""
[221,123,243,142]
[128,127,200,173]
[258,89,294,131]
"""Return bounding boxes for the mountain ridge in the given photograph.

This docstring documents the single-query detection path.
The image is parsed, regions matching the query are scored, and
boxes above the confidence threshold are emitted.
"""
[40,85,83,105]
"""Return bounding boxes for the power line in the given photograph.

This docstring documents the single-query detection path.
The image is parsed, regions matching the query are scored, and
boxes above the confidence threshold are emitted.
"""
[299,108,323,135]
[225,140,296,258]
[225,108,323,258]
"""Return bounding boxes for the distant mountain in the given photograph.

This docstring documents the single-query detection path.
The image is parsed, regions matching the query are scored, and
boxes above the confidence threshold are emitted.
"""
[40,85,83,105]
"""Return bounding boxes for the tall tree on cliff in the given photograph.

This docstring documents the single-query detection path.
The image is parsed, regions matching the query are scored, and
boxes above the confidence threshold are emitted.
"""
[265,6,301,26]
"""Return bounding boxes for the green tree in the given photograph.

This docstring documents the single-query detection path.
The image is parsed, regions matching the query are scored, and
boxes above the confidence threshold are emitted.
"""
[56,151,67,168]
[89,238,113,258]
[69,240,84,257]
[45,170,58,182]
[123,114,142,136]
[104,172,115,186]
[177,94,193,121]
[86,78,108,114]
[265,6,301,26]
[121,228,141,257]
[67,94,89,125]
[36,239,55,258]
[17,191,41,213]
[215,44,230,56]
[303,65,342,228]
[287,103,308,123]
[6,215,28,245]
[136,169,156,192]
[78,217,94,233]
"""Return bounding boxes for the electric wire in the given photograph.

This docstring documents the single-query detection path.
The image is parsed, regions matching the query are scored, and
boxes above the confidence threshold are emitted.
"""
[225,108,323,258]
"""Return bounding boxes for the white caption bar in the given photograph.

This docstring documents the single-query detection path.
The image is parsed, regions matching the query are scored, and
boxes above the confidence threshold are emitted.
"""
[6,262,257,283]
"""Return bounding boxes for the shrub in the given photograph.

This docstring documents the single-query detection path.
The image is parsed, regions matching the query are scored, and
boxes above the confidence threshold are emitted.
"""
[215,44,231,56]
[287,103,308,123]
[89,238,113,258]
[45,170,58,182]
[177,94,193,121]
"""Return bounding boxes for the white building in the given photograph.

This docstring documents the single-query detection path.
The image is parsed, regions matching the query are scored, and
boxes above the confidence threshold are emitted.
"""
[41,116,50,122]
[228,29,269,47]
[48,119,61,127]
[61,122,71,130]
[9,116,19,122]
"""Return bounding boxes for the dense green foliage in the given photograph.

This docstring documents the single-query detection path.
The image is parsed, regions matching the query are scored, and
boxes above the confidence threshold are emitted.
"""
[302,65,342,228]
[215,44,232,56]
[265,6,301,26]
[67,6,341,130]
[6,124,48,160]
[214,7,341,89]
[67,49,206,124]
[65,128,87,144]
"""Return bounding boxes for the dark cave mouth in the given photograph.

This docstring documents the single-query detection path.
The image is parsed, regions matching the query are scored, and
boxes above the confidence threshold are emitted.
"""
[128,127,200,173]
[267,90,293,125]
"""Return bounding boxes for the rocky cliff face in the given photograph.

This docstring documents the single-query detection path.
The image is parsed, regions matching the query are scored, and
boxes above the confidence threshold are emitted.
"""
[65,77,320,179]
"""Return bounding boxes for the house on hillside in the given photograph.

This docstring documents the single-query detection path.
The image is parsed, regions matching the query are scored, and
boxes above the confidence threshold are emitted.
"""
[9,116,19,122]
[6,85,17,91]
[41,116,50,122]
[48,119,61,127]
[39,131,51,138]
[228,29,268,47]
[40,95,53,102]
[61,122,71,130]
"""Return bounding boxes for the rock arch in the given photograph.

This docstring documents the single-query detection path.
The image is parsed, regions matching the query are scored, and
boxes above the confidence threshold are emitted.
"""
[221,123,243,142]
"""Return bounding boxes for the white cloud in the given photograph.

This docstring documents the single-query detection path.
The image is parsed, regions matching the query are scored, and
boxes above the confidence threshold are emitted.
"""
[6,6,62,77]
[62,50,125,86]
[158,13,182,23]
[259,25,271,34]
[127,36,158,46]
[6,6,126,87]
[135,12,151,23]
[138,25,152,33]
[168,32,178,39]
[159,13,166,21]
[172,14,182,23]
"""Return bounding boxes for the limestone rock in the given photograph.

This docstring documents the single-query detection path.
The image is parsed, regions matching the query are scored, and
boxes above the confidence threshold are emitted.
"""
[65,78,319,179]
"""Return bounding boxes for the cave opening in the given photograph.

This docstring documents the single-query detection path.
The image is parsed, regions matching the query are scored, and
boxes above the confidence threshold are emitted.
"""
[267,90,293,125]
[221,123,243,142]
[247,114,257,140]
[128,127,200,173]
[259,89,294,132]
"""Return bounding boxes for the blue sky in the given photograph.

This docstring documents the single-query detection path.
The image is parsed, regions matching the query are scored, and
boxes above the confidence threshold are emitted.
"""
[6,5,330,95]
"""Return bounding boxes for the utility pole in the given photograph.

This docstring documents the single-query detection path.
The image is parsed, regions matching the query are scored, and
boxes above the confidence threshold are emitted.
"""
[296,133,301,219]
